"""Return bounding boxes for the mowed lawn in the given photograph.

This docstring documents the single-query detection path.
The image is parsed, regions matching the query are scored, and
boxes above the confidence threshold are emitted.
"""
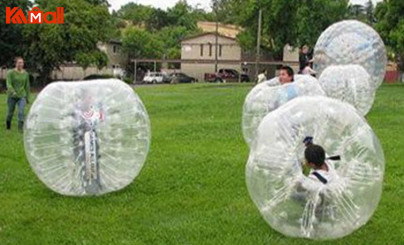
[0,83,403,245]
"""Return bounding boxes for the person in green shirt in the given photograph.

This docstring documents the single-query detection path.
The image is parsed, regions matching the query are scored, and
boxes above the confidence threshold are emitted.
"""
[6,57,30,131]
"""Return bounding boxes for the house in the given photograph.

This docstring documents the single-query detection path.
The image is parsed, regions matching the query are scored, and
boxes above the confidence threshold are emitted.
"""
[50,40,128,80]
[181,22,292,82]
[282,44,300,73]
[97,39,128,70]
[181,32,242,81]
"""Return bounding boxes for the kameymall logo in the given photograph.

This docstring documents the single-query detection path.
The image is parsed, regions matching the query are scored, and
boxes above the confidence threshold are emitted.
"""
[6,7,64,24]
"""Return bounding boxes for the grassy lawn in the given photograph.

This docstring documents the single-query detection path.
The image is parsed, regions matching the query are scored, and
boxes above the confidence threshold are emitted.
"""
[0,83,403,244]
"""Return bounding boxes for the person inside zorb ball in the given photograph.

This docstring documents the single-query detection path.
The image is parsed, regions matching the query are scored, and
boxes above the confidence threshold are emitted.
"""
[246,96,384,240]
[24,79,151,196]
[242,73,325,146]
[313,20,387,88]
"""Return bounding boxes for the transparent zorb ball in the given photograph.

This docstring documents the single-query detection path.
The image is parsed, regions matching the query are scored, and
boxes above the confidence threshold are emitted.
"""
[319,65,375,116]
[242,75,325,146]
[24,79,151,196]
[313,20,387,88]
[246,96,384,240]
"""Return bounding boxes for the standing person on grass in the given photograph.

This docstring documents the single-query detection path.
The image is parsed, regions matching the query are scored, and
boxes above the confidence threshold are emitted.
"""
[6,57,30,131]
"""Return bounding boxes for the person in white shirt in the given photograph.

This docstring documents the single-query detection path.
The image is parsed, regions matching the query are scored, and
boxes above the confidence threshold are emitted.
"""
[301,61,316,77]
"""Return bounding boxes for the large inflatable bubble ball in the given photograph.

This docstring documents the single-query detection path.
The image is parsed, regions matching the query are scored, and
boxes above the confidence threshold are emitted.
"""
[246,96,384,240]
[242,75,325,146]
[24,79,151,196]
[313,20,387,88]
[319,65,375,116]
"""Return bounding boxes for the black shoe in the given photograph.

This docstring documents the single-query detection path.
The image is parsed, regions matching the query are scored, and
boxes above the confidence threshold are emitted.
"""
[6,121,11,130]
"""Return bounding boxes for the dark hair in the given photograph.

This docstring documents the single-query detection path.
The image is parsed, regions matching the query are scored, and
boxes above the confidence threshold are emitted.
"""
[280,65,294,78]
[304,144,325,168]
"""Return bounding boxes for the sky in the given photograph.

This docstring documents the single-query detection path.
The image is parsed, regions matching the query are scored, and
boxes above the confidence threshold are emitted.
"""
[108,0,383,12]
[109,0,212,12]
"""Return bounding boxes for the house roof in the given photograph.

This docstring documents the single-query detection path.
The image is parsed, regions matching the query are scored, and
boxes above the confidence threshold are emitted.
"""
[181,32,237,42]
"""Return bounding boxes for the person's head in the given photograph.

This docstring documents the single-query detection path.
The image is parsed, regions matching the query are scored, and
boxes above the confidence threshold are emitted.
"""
[301,45,308,54]
[279,65,294,84]
[304,144,326,169]
[15,57,24,70]
[305,60,311,67]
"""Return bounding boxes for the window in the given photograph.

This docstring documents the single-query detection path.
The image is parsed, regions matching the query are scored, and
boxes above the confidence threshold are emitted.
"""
[113,45,119,54]
[219,45,222,57]
[200,44,204,57]
[209,43,212,57]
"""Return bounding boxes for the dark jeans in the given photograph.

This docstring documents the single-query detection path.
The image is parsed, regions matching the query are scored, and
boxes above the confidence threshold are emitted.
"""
[7,97,26,123]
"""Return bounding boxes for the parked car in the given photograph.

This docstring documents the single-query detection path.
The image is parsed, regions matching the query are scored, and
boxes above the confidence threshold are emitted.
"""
[142,72,166,84]
[205,69,250,83]
[83,74,114,80]
[165,72,196,83]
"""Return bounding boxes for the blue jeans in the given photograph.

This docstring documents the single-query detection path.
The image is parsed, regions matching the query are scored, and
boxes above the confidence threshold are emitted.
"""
[7,97,26,123]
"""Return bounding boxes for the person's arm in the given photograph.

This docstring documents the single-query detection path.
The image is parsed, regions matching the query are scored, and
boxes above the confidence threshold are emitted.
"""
[6,71,16,96]
[25,73,30,103]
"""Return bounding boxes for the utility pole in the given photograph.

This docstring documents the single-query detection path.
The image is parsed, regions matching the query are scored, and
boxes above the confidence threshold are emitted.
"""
[214,3,219,73]
[255,8,262,84]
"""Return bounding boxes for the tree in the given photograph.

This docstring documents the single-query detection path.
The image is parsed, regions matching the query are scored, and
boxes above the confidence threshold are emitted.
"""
[0,0,32,67]
[122,27,163,59]
[375,0,404,71]
[167,1,197,31]
[296,0,349,48]
[228,0,349,59]
[146,8,172,31]
[115,3,154,26]
[23,0,113,84]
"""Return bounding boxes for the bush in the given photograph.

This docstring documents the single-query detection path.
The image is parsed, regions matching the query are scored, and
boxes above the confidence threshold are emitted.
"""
[122,77,133,84]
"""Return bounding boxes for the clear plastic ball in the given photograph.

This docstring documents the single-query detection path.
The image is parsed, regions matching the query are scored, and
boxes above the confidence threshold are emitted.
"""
[243,75,325,146]
[246,96,384,240]
[318,65,375,116]
[313,20,387,88]
[24,79,151,196]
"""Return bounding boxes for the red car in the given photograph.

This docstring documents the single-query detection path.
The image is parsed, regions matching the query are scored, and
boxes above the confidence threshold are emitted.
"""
[205,69,250,83]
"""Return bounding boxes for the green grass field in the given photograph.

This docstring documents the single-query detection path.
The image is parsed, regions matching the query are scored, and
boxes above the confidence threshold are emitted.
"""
[0,83,403,245]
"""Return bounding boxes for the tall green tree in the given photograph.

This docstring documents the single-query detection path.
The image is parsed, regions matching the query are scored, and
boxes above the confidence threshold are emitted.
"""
[122,27,163,59]
[229,0,349,58]
[0,0,32,67]
[375,0,404,71]
[115,3,154,26]
[23,0,112,83]
[167,1,197,31]
[296,0,349,48]
[146,8,172,31]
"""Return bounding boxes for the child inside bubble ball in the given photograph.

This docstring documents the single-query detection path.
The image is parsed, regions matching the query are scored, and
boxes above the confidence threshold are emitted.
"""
[303,137,339,184]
